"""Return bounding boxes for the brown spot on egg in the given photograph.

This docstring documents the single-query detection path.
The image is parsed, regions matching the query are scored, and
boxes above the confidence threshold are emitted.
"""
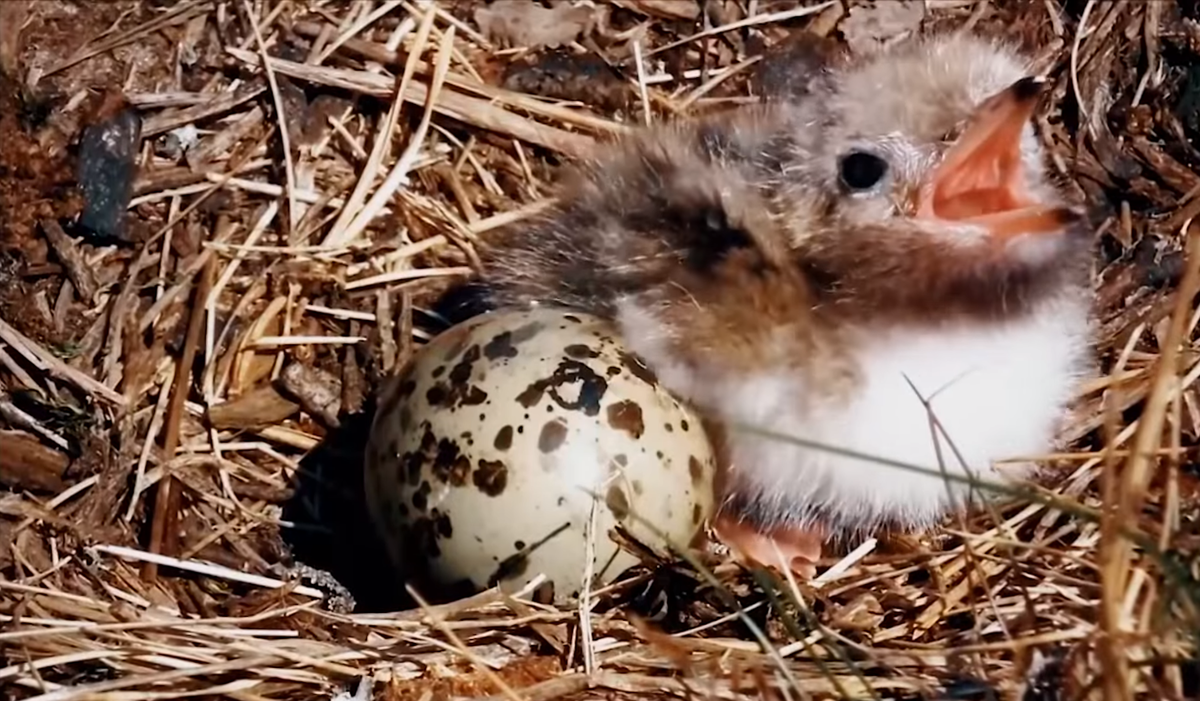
[432,365,446,378]
[439,325,473,360]
[664,423,674,433]
[514,540,526,550]
[515,320,545,339]
[432,438,471,485]
[449,456,471,486]
[534,582,556,605]
[564,343,600,359]
[564,314,583,323]
[488,551,530,586]
[606,485,630,520]
[619,350,658,387]
[436,511,453,538]
[412,481,431,511]
[426,345,490,409]
[538,419,569,453]
[419,422,436,450]
[515,359,607,415]
[606,400,645,439]
[689,456,704,485]
[484,331,519,360]
[693,504,703,524]
[401,451,424,486]
[397,378,417,398]
[681,419,690,431]
[407,516,441,558]
[494,425,514,451]
[606,365,621,377]
[450,344,481,384]
[474,459,508,496]
[426,380,488,408]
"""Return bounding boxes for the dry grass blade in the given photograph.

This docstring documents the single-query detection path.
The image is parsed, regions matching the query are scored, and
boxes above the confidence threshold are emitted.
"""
[224,47,598,157]
[241,0,298,240]
[0,318,126,408]
[41,0,211,77]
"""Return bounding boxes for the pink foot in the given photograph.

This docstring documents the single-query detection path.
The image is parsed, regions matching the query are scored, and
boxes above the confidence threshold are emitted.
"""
[712,513,825,579]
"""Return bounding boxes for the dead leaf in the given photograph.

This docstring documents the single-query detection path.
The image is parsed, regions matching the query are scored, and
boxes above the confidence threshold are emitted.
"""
[0,0,32,79]
[474,0,595,50]
[611,0,700,21]
[827,593,884,632]
[840,1,925,54]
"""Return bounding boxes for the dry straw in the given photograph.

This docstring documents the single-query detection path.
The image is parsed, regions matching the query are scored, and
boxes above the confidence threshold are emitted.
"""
[0,1,1197,700]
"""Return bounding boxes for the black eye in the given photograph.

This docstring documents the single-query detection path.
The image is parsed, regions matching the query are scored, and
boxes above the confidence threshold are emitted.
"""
[837,150,889,192]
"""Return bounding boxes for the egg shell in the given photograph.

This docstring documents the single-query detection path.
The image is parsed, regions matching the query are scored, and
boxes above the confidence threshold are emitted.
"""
[364,308,717,604]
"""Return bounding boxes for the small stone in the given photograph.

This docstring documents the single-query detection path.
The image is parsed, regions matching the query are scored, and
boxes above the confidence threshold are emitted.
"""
[76,107,142,243]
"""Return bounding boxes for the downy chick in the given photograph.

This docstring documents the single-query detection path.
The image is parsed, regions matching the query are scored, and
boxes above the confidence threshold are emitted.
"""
[463,33,1095,575]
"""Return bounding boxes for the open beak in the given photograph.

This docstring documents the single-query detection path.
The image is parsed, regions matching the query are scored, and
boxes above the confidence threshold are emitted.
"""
[916,77,1075,239]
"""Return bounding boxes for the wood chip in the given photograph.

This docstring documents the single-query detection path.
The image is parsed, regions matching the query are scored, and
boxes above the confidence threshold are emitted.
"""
[0,318,127,408]
[205,385,300,430]
[0,430,69,493]
[141,83,268,138]
[277,361,342,429]
[41,220,99,302]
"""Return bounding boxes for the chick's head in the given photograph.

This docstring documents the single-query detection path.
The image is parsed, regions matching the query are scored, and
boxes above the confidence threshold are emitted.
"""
[777,33,1090,322]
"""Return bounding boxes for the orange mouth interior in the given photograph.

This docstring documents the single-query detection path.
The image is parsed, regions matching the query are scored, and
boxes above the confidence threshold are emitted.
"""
[916,77,1069,240]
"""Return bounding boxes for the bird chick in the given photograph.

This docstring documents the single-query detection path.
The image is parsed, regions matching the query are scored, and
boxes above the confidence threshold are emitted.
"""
[465,33,1095,576]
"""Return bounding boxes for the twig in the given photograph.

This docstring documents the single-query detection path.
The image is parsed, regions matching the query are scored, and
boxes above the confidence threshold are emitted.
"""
[40,220,98,302]
[225,47,597,157]
[143,256,215,581]
[0,318,126,408]
[41,0,210,77]
[240,0,298,241]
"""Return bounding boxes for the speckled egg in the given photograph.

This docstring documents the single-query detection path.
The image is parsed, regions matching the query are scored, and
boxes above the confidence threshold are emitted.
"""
[364,308,717,604]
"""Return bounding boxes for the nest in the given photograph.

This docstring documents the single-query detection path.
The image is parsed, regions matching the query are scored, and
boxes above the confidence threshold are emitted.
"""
[1,1,1198,699]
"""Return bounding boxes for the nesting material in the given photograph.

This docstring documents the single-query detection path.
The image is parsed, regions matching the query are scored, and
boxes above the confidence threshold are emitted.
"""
[0,1,1197,700]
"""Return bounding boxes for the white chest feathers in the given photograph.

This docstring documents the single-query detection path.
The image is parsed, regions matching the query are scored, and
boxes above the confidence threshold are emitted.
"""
[616,297,1093,535]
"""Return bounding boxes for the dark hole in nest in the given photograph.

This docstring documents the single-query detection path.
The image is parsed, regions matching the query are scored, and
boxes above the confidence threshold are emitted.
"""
[906,567,932,585]
[280,396,418,613]
[941,677,1001,700]
[1181,656,1200,698]
[945,610,976,630]
[15,85,56,132]
[430,281,496,327]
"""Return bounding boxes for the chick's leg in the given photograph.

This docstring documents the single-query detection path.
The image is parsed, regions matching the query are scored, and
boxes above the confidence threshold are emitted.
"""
[712,512,825,579]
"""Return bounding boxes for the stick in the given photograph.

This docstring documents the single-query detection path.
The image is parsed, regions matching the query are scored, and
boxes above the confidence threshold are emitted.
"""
[143,255,215,581]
